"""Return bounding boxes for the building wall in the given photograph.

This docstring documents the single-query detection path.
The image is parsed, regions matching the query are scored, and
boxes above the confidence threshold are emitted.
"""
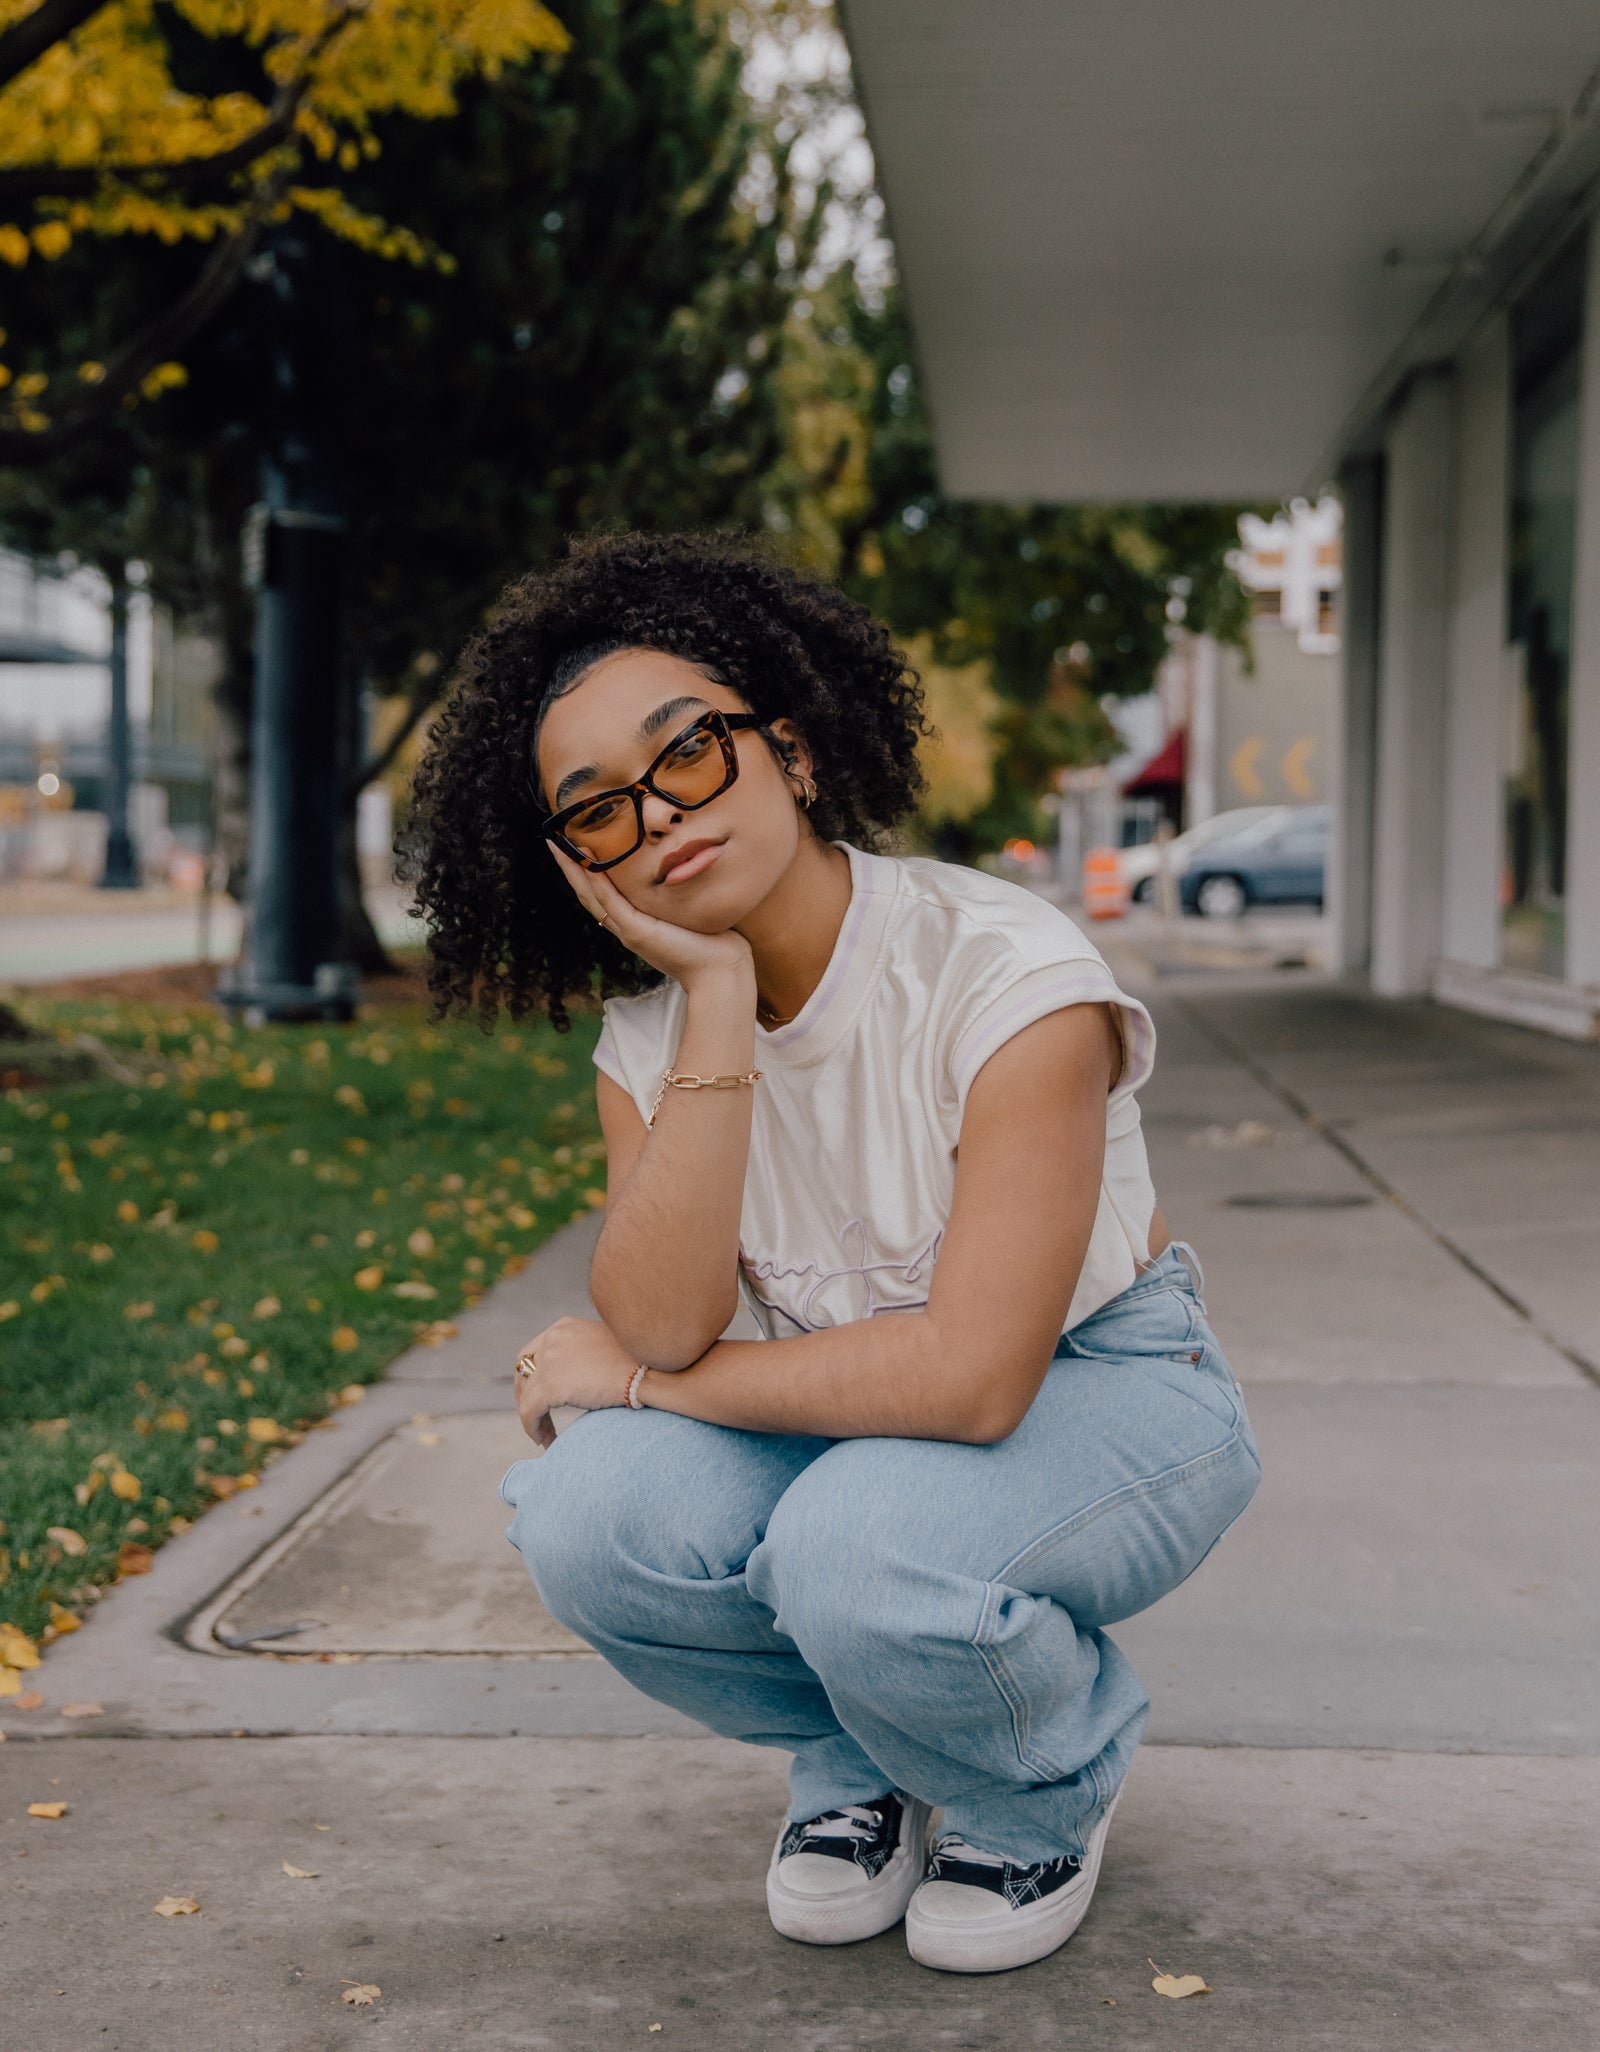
[1360,223,1600,1035]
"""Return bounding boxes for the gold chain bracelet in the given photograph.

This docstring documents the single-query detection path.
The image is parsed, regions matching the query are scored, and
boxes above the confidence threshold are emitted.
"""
[647,1067,763,1129]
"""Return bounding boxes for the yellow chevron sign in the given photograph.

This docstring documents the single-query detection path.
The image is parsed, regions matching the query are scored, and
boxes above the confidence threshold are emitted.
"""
[1230,736,1264,798]
[1281,737,1316,799]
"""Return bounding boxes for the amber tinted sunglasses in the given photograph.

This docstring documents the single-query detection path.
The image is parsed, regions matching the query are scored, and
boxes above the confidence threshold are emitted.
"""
[541,709,769,870]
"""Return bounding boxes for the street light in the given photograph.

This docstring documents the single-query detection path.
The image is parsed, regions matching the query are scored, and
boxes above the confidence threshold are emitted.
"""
[216,227,357,1026]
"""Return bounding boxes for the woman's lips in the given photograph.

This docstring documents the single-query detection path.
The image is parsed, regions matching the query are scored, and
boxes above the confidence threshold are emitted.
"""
[657,839,725,885]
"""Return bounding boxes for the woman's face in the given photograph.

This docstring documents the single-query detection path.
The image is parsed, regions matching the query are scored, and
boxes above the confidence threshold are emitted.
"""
[535,648,809,930]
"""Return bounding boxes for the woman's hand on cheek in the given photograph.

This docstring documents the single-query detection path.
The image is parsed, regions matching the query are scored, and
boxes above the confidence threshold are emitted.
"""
[513,1315,643,1448]
[549,845,755,994]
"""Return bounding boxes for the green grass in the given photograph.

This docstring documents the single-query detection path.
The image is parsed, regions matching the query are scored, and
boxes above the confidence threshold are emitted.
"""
[0,984,602,1652]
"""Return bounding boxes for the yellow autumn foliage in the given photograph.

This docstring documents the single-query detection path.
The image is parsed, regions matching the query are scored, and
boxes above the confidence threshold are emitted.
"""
[904,633,1001,829]
[0,0,571,262]
[0,0,569,408]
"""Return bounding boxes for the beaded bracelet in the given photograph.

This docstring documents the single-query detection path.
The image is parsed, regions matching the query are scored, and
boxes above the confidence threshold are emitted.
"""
[646,1067,763,1129]
[624,1364,649,1410]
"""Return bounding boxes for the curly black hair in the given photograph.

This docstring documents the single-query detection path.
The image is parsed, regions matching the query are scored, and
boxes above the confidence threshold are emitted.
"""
[400,531,930,1030]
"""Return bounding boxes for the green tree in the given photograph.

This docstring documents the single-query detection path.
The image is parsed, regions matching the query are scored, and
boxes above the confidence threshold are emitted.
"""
[0,0,819,963]
[775,287,1251,846]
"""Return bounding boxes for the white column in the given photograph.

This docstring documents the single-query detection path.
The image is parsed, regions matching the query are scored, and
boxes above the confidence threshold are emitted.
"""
[1371,373,1457,997]
[1185,633,1217,827]
[1331,455,1382,974]
[1439,318,1510,970]
[1565,211,1600,988]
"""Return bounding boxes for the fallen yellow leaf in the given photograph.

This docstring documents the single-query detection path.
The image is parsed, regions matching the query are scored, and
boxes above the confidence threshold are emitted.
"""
[330,1326,360,1353]
[1150,1963,1212,2000]
[27,1800,69,1818]
[406,1228,435,1257]
[117,1200,139,1223]
[117,1541,154,1576]
[0,1623,40,1670]
[14,1689,45,1710]
[47,1604,80,1636]
[338,1383,366,1404]
[191,1229,220,1253]
[124,1301,155,1320]
[354,1264,384,1292]
[282,1860,319,1879]
[0,1300,20,1322]
[46,1526,87,1556]
[108,1468,141,1502]
[341,1983,381,2006]
[254,1296,282,1318]
[152,1894,200,1916]
[393,1280,437,1300]
[246,1417,284,1444]
[60,1702,104,1718]
[0,1668,24,1697]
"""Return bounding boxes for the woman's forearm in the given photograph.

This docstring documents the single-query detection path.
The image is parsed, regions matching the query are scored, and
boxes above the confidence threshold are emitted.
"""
[589,964,761,1367]
[636,1310,1037,1446]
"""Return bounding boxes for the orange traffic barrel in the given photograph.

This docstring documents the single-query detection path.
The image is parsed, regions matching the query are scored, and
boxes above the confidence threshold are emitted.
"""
[1082,846,1128,921]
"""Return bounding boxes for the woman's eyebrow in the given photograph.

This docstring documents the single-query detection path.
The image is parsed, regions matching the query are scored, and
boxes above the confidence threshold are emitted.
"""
[550,696,712,809]
[638,694,711,740]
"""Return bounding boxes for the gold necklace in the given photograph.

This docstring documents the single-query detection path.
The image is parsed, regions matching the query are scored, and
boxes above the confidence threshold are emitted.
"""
[757,996,795,1029]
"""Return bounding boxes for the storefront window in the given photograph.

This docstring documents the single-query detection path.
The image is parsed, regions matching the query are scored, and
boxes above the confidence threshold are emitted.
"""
[1504,241,1584,979]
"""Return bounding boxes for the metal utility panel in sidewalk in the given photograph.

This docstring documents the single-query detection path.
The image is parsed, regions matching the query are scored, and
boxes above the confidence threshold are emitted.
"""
[841,0,1600,498]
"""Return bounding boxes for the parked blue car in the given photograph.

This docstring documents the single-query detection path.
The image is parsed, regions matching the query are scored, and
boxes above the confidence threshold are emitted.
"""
[1180,804,1330,918]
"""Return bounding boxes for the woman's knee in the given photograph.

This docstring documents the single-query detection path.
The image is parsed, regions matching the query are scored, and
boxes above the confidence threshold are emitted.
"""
[503,1408,810,1634]
[751,1448,912,1663]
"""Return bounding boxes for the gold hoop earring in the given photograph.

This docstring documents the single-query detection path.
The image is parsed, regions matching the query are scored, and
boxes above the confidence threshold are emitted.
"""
[789,771,818,811]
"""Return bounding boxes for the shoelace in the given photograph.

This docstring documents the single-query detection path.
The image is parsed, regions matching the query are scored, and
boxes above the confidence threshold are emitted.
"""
[797,1803,887,1845]
[931,1833,1008,1869]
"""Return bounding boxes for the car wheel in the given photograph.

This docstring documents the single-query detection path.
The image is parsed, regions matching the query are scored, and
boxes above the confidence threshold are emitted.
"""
[1195,874,1248,920]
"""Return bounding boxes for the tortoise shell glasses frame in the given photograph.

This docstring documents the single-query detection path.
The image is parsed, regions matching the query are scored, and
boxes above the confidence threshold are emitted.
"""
[539,708,771,871]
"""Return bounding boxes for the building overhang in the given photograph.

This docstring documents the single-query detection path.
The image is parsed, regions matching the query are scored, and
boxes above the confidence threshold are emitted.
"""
[840,2,1600,500]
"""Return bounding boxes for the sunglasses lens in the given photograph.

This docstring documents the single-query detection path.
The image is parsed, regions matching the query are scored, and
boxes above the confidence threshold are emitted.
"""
[651,722,731,807]
[561,792,639,865]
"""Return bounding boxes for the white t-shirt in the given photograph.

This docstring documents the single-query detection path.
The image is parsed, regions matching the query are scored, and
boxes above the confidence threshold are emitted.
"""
[593,843,1159,1340]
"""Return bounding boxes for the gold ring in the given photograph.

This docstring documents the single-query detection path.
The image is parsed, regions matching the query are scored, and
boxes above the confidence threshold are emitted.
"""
[515,1349,538,1379]
[596,911,611,930]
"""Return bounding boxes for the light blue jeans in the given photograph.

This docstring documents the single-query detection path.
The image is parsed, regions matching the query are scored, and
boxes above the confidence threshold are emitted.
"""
[500,1243,1260,1864]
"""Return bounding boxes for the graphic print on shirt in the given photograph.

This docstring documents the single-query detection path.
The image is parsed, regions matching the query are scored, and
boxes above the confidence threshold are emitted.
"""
[740,1217,945,1333]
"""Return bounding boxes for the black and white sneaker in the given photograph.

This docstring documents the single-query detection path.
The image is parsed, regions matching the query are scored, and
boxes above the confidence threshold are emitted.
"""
[905,1791,1120,1973]
[766,1792,932,1945]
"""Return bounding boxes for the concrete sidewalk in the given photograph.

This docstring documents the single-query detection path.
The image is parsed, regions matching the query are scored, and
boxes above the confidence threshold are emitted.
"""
[3,966,1597,2049]
[0,879,424,982]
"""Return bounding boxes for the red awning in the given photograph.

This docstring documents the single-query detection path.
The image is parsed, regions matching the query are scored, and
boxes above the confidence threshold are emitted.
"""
[1122,727,1186,794]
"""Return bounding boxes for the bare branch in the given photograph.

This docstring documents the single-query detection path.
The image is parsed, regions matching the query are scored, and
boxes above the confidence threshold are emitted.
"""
[0,0,109,91]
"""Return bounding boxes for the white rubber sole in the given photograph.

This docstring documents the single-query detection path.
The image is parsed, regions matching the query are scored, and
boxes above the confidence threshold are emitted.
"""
[766,1797,933,1946]
[905,1790,1121,1975]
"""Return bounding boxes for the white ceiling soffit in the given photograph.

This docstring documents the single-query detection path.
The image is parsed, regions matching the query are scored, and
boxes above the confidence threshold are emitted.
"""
[839,2,1600,501]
